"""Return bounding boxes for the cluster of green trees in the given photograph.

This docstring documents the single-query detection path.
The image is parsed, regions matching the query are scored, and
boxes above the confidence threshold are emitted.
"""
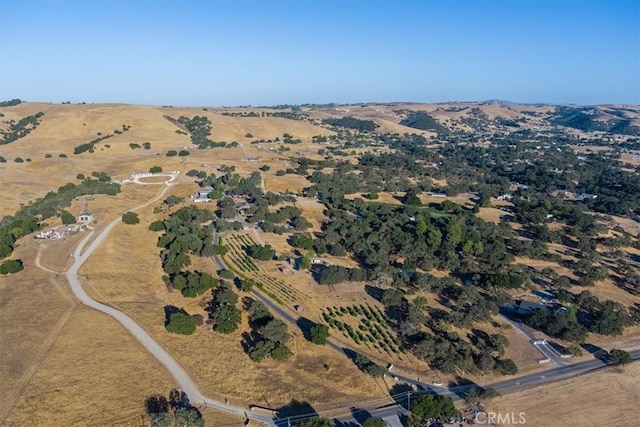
[176,115,226,148]
[322,117,378,132]
[248,244,276,261]
[352,352,386,377]
[406,394,457,426]
[246,205,310,234]
[0,173,119,259]
[165,310,197,335]
[0,259,23,274]
[166,149,190,157]
[73,133,113,154]
[1,112,44,145]
[576,290,632,336]
[315,265,366,285]
[311,201,513,278]
[551,106,639,136]
[399,111,450,134]
[245,298,291,361]
[112,124,131,134]
[207,281,242,334]
[145,389,204,427]
[171,271,218,298]
[151,206,217,275]
[129,142,151,150]
[0,99,23,107]
[192,168,264,203]
[526,290,633,342]
[380,285,515,375]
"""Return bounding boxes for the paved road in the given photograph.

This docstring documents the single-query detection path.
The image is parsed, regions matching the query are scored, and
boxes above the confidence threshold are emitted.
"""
[316,351,640,426]
[215,223,640,425]
[499,314,566,366]
[58,175,274,426]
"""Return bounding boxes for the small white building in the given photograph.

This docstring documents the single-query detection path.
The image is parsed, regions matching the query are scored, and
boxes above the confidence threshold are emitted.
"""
[78,212,93,222]
[191,188,212,203]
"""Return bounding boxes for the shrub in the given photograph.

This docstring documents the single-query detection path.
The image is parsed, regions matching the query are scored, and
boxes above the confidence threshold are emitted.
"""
[271,344,292,361]
[148,220,165,232]
[14,157,23,163]
[129,143,141,150]
[178,150,190,156]
[59,153,67,158]
[219,269,235,279]
[310,324,330,345]
[165,312,196,335]
[122,211,140,225]
[166,150,178,157]
[44,153,52,158]
[143,142,151,149]
[610,349,632,365]
[0,259,24,274]
[60,210,76,225]
[240,278,255,291]
[149,166,163,173]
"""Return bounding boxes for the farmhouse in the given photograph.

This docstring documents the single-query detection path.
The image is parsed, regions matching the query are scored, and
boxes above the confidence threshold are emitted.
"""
[509,300,547,315]
[191,187,213,203]
[77,212,93,222]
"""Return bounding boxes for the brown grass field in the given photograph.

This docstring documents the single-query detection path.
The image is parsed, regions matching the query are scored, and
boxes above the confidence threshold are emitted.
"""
[483,362,640,427]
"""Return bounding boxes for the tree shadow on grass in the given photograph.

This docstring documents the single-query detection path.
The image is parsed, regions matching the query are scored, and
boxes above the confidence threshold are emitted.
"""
[296,316,317,342]
[276,399,318,419]
[364,284,384,302]
[163,305,188,326]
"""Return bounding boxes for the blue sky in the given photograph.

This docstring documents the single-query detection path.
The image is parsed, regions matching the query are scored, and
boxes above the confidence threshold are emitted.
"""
[1,0,638,106]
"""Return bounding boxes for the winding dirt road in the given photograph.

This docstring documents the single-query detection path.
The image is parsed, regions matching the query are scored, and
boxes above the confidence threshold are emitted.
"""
[45,174,272,425]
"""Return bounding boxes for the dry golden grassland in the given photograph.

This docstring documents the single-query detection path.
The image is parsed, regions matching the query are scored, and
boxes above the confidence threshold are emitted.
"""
[0,246,75,422]
[2,101,640,424]
[0,102,333,218]
[3,306,176,427]
[476,207,514,224]
[0,236,183,427]
[484,363,640,427]
[76,188,386,409]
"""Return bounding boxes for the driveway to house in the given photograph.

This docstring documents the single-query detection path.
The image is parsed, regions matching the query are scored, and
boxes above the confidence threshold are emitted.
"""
[58,174,273,426]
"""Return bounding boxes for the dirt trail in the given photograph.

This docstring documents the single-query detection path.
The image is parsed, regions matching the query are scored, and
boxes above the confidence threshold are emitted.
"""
[36,173,272,425]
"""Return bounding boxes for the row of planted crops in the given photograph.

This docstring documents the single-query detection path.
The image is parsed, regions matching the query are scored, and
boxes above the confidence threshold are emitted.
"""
[322,304,405,356]
[222,233,300,304]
